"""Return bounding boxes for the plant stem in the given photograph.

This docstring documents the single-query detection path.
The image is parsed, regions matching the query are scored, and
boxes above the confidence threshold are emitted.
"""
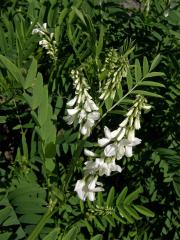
[27,200,57,240]
[96,83,139,125]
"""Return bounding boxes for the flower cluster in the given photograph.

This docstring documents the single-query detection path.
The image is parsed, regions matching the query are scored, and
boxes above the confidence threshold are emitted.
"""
[32,22,57,61]
[74,95,151,201]
[64,69,100,137]
[98,95,151,160]
[99,48,129,100]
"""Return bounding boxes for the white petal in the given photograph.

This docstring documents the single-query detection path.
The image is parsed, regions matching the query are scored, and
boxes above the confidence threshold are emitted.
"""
[84,149,96,157]
[81,125,88,135]
[67,108,79,116]
[88,98,99,111]
[43,23,47,29]
[120,117,129,127]
[104,126,112,139]
[84,100,91,112]
[117,128,126,141]
[74,179,86,201]
[125,146,133,157]
[109,160,122,173]
[88,192,95,201]
[134,117,141,129]
[111,128,121,139]
[127,128,135,141]
[39,39,48,46]
[129,137,141,146]
[143,104,151,110]
[88,111,100,121]
[84,161,97,174]
[88,177,97,190]
[86,118,94,127]
[79,109,86,122]
[117,144,125,160]
[95,158,104,166]
[104,144,117,157]
[129,116,134,126]
[98,138,110,147]
[67,96,77,107]
[32,28,39,34]
[126,108,134,116]
[74,179,85,191]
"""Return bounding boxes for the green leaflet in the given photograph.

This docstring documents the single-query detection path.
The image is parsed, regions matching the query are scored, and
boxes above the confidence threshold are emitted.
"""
[135,59,142,82]
[43,228,60,240]
[143,56,149,76]
[106,186,115,206]
[132,90,163,98]
[0,55,24,85]
[149,54,161,71]
[138,81,165,87]
[61,227,78,240]
[24,58,37,89]
[133,205,155,218]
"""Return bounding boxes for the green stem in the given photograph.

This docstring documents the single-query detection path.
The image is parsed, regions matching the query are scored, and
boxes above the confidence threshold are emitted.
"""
[96,83,139,125]
[27,200,57,240]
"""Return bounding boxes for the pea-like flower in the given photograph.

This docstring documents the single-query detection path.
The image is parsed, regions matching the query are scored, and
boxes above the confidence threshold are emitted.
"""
[64,69,100,136]
[74,176,104,201]
[84,158,122,176]
[32,22,57,61]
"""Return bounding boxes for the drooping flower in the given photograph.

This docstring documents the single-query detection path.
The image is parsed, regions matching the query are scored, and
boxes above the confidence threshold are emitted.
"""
[99,48,130,101]
[84,158,122,176]
[74,176,104,201]
[32,22,57,60]
[64,69,100,136]
[32,23,47,35]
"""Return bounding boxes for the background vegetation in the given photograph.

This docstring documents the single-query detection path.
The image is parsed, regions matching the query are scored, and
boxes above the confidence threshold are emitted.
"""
[0,0,179,239]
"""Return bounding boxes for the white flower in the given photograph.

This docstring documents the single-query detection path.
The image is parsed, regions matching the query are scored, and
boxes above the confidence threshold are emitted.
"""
[42,23,47,30]
[81,118,94,136]
[84,161,98,175]
[98,137,110,147]
[104,143,117,157]
[120,117,129,127]
[123,137,141,157]
[87,111,100,121]
[74,177,104,201]
[116,143,125,160]
[111,128,121,138]
[39,39,48,47]
[127,128,135,141]
[117,128,126,141]
[84,149,96,157]
[126,108,134,116]
[142,104,151,110]
[134,117,141,130]
[67,108,79,116]
[104,126,112,139]
[97,158,122,176]
[79,109,86,122]
[86,98,99,111]
[84,158,122,176]
[67,96,77,107]
[74,179,86,201]
[108,159,122,174]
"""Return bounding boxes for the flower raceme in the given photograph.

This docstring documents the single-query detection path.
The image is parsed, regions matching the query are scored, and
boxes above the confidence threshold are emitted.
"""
[64,69,100,137]
[74,95,151,201]
[32,22,57,61]
[98,95,150,160]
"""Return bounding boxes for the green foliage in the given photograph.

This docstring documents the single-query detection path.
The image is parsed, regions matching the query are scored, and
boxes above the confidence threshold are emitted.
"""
[0,0,179,239]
